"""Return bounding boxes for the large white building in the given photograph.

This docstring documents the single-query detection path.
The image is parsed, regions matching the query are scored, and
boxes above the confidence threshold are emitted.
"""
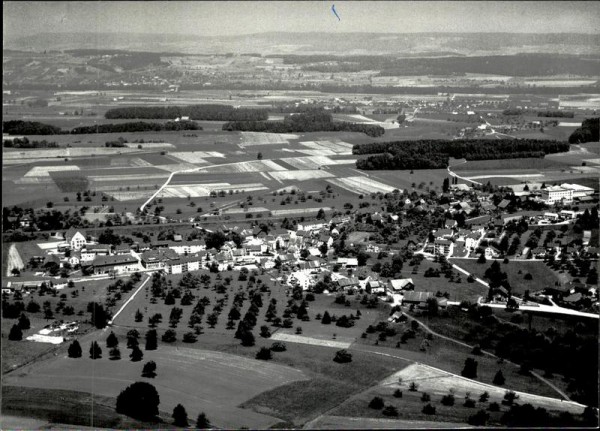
[541,186,573,205]
[560,183,595,199]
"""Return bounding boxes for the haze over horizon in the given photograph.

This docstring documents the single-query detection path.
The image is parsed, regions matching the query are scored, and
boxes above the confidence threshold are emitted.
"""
[4,0,600,42]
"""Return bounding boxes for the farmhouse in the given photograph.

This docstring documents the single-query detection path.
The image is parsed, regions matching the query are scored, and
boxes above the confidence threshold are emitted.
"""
[389,278,415,292]
[92,254,139,275]
[65,228,86,250]
[402,291,433,307]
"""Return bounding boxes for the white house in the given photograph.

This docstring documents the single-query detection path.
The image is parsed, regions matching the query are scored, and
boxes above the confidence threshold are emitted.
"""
[541,186,573,205]
[65,228,86,250]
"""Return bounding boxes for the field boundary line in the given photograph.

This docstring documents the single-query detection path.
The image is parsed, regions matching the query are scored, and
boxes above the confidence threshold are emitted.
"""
[108,273,152,325]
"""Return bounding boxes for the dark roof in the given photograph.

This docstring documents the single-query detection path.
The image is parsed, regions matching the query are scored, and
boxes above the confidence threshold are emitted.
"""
[403,291,432,303]
[93,255,138,267]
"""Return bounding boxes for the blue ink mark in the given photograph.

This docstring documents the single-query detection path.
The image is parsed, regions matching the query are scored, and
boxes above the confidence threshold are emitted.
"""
[332,4,340,21]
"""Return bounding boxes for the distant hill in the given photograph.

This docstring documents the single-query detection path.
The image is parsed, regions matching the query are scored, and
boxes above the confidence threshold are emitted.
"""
[5,32,600,56]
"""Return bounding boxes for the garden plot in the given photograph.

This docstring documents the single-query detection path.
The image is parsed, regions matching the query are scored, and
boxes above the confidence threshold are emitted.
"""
[269,170,335,182]
[271,207,333,217]
[200,160,287,174]
[280,156,357,170]
[239,132,299,147]
[24,166,80,177]
[270,332,352,349]
[123,142,174,149]
[159,182,268,198]
[327,176,398,195]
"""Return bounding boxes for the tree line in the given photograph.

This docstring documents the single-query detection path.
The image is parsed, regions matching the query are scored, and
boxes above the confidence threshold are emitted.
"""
[537,111,574,118]
[2,120,201,135]
[222,110,384,137]
[105,104,268,121]
[3,137,59,148]
[353,139,570,170]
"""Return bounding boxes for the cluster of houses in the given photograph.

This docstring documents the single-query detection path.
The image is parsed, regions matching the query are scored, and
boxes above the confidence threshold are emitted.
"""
[424,220,486,258]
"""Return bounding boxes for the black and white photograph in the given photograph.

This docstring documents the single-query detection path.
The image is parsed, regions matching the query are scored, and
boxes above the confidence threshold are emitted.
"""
[2,1,599,429]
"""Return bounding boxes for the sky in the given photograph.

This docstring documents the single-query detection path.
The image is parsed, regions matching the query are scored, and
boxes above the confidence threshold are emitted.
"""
[4,1,600,40]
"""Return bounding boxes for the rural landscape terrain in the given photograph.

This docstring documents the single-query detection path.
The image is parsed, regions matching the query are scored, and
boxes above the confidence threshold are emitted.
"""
[2,2,600,430]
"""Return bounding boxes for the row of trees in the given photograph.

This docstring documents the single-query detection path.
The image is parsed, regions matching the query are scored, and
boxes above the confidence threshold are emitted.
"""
[105,104,269,121]
[3,137,59,148]
[222,111,384,137]
[2,120,201,136]
[354,139,570,170]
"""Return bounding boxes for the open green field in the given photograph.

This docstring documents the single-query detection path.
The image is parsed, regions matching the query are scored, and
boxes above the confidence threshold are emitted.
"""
[451,258,561,297]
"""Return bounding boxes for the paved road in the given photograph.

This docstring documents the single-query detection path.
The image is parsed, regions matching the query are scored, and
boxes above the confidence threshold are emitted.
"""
[108,272,153,325]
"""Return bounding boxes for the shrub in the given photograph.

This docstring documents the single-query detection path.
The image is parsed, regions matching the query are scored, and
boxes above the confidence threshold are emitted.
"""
[130,345,144,362]
[464,398,476,408]
[270,341,287,352]
[393,389,403,398]
[421,392,431,402]
[256,347,273,360]
[142,361,157,378]
[493,370,505,385]
[333,349,352,363]
[196,412,211,429]
[409,382,419,391]
[172,404,189,427]
[368,397,385,410]
[488,402,501,411]
[89,341,102,359]
[182,332,197,343]
[161,329,177,343]
[441,394,455,406]
[382,405,398,417]
[468,409,490,426]
[8,324,23,341]
[422,403,436,415]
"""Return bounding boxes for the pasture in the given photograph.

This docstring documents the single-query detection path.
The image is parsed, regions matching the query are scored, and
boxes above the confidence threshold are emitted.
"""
[2,343,307,429]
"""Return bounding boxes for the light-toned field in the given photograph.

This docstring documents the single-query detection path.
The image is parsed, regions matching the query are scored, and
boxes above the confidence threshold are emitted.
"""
[299,140,354,155]
[239,132,298,147]
[123,143,175,149]
[168,151,225,164]
[109,157,155,168]
[24,165,80,177]
[269,170,335,182]
[280,156,356,170]
[382,363,585,414]
[158,182,268,199]
[200,160,287,174]
[3,345,308,429]
[327,176,398,195]
[308,415,471,429]
[6,244,24,277]
[3,147,139,162]
[270,207,332,217]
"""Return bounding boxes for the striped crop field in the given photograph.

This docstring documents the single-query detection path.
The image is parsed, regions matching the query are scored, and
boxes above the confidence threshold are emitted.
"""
[280,156,356,170]
[270,207,332,216]
[123,142,175,149]
[24,165,80,177]
[169,151,225,163]
[200,160,287,174]
[158,182,268,198]
[239,132,299,147]
[269,170,335,182]
[327,176,399,195]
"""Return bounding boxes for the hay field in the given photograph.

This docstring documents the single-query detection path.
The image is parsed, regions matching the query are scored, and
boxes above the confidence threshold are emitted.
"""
[327,176,398,195]
[280,156,357,170]
[24,165,80,177]
[271,207,332,217]
[159,182,268,198]
[168,151,225,164]
[200,160,287,174]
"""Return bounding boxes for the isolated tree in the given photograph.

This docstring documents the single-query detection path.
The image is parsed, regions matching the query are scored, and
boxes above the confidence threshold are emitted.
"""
[240,330,255,347]
[89,341,102,359]
[106,331,119,348]
[182,332,197,343]
[196,412,211,429]
[493,370,506,385]
[17,313,31,330]
[130,345,144,362]
[145,329,158,350]
[135,309,144,322]
[68,340,82,358]
[172,404,189,427]
[382,405,399,417]
[393,389,403,398]
[422,403,436,415]
[142,361,157,378]
[256,347,273,360]
[109,346,121,360]
[369,396,385,409]
[8,324,23,341]
[321,310,332,324]
[162,329,177,343]
[116,381,160,421]
[257,152,263,160]
[477,253,487,264]
[260,325,271,338]
[462,357,478,379]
